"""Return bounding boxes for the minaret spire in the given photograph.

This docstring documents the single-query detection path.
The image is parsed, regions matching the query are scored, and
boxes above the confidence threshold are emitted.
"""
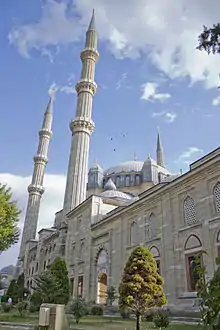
[156,126,165,167]
[17,95,53,265]
[63,10,99,212]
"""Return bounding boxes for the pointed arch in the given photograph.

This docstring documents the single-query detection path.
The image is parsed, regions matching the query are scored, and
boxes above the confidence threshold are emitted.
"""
[150,245,160,274]
[184,234,203,292]
[213,182,220,215]
[183,195,197,226]
[184,234,202,251]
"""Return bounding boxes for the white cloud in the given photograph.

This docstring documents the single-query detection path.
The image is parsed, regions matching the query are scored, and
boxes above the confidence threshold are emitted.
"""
[116,72,127,90]
[175,147,204,165]
[8,0,220,88]
[165,112,177,123]
[152,111,177,123]
[8,0,83,59]
[212,96,220,106]
[0,173,65,269]
[141,82,171,102]
[48,81,76,95]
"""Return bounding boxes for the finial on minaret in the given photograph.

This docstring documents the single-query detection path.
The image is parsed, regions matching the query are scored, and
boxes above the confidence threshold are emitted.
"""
[134,151,137,161]
[148,153,151,159]
[88,9,96,31]
[156,126,165,167]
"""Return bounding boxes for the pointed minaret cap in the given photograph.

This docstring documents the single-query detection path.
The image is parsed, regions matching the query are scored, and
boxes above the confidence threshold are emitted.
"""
[104,178,116,191]
[134,151,137,161]
[88,9,96,31]
[157,126,163,150]
[45,90,55,114]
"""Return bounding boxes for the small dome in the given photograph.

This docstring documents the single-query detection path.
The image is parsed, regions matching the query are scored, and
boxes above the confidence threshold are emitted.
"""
[104,178,116,191]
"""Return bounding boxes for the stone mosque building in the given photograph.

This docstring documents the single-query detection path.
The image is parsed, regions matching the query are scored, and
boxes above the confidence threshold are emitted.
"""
[15,11,220,311]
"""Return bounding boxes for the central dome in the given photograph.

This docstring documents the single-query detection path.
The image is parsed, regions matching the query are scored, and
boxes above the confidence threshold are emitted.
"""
[104,160,145,175]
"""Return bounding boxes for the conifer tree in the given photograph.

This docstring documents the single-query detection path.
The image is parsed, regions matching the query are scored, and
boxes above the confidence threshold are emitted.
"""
[119,246,167,330]
[6,279,18,302]
[34,257,70,305]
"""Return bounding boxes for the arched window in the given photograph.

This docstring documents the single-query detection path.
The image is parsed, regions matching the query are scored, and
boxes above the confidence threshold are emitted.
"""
[149,213,157,239]
[184,234,202,292]
[150,246,160,274]
[213,182,220,215]
[135,175,140,186]
[125,175,130,187]
[130,221,138,245]
[116,176,120,188]
[96,249,108,304]
[183,196,197,226]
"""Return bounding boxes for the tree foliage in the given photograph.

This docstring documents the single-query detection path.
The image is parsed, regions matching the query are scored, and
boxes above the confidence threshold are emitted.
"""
[6,274,28,304]
[119,246,167,330]
[6,279,17,301]
[197,254,220,330]
[106,286,117,306]
[197,24,220,55]
[34,257,70,305]
[0,184,21,253]
[69,297,88,324]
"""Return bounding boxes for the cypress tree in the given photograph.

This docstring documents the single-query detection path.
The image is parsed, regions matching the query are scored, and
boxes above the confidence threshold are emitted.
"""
[119,246,167,330]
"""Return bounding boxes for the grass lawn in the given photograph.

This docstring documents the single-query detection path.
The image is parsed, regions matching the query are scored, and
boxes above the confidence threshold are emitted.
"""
[0,312,202,330]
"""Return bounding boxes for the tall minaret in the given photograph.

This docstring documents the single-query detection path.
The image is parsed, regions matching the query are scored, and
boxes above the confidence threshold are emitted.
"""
[156,127,165,168]
[63,10,99,212]
[18,94,54,262]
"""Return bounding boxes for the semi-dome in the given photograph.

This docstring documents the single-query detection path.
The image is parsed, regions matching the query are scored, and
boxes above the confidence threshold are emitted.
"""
[105,160,144,175]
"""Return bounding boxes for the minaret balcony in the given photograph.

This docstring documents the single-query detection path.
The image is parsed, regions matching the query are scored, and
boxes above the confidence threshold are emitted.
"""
[75,79,97,96]
[80,48,99,62]
[39,129,52,138]
[33,154,48,164]
[70,117,95,135]
[28,184,45,195]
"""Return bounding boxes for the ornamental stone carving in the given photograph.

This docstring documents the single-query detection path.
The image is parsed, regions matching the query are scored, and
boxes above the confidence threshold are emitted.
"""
[80,48,99,62]
[70,118,95,135]
[75,79,97,96]
[28,184,45,195]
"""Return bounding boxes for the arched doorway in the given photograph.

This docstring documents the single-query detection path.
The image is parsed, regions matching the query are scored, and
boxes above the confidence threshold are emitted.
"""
[96,249,108,304]
[98,273,107,304]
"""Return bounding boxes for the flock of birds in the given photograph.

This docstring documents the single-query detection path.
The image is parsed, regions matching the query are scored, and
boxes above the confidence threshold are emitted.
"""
[109,133,127,152]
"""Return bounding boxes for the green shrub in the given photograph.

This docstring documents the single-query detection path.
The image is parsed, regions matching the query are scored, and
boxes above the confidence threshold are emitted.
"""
[30,292,42,311]
[69,297,88,324]
[2,302,12,313]
[145,310,155,322]
[17,301,28,317]
[29,304,38,313]
[1,295,9,303]
[153,310,170,329]
[90,305,103,316]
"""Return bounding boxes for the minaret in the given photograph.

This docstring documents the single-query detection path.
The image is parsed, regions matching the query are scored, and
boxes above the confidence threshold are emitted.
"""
[63,10,99,212]
[18,94,54,262]
[156,127,165,168]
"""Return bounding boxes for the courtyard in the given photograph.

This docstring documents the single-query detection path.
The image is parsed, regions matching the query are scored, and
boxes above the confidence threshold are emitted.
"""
[0,312,202,330]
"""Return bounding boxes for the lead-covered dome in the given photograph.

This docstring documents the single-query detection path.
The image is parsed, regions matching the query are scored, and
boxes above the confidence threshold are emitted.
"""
[104,160,144,175]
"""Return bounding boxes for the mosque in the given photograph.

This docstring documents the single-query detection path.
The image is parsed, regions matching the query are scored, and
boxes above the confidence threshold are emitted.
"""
[15,11,220,312]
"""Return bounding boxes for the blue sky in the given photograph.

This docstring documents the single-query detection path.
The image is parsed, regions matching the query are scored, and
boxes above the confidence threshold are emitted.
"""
[0,0,220,267]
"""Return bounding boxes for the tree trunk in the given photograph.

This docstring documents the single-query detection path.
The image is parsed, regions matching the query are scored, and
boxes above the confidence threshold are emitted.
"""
[136,314,141,330]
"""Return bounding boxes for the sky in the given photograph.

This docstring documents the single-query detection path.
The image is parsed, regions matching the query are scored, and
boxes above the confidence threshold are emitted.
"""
[0,0,220,268]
